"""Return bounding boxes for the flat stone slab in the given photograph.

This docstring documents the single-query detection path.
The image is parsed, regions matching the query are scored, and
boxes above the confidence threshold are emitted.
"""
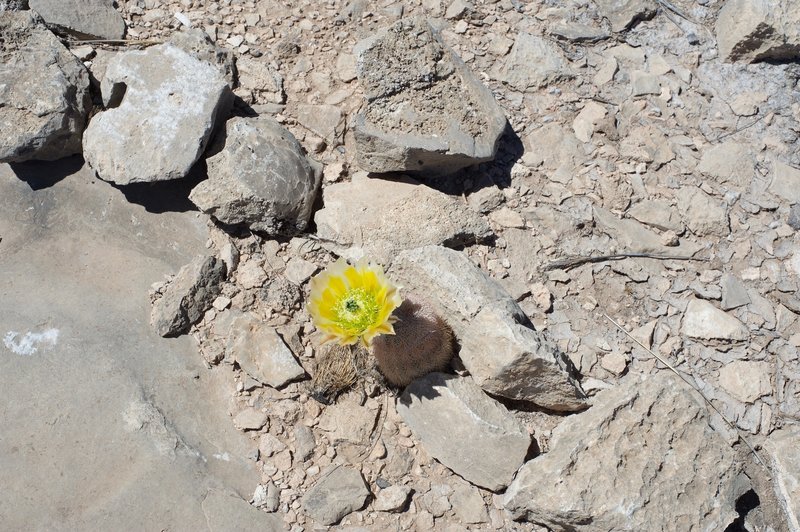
[29,0,126,40]
[497,32,574,90]
[353,17,507,176]
[682,298,749,341]
[0,11,91,162]
[83,43,232,185]
[397,373,530,491]
[504,372,743,530]
[302,466,370,525]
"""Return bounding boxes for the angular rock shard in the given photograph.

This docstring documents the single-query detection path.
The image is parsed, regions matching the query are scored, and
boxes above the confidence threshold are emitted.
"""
[504,372,743,530]
[189,116,322,235]
[83,43,233,185]
[397,373,531,491]
[498,32,574,91]
[682,298,749,341]
[390,246,587,411]
[353,17,507,176]
[314,172,492,263]
[716,0,800,63]
[28,0,126,40]
[302,466,370,525]
[0,11,91,162]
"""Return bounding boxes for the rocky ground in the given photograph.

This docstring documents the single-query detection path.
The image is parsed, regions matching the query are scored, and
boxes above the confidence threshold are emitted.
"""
[2,0,800,530]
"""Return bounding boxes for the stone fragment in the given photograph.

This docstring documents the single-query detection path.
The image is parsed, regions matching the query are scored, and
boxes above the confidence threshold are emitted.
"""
[236,261,267,289]
[489,207,525,228]
[373,485,412,512]
[293,424,316,461]
[150,256,226,337]
[295,103,344,145]
[498,32,573,90]
[225,314,305,388]
[696,141,756,186]
[420,484,452,517]
[789,204,800,230]
[770,158,800,204]
[763,425,800,530]
[572,101,607,142]
[317,398,378,446]
[236,56,284,103]
[627,200,682,232]
[596,0,657,32]
[720,274,751,310]
[0,0,27,10]
[284,257,317,285]
[600,352,627,375]
[0,11,91,162]
[718,361,772,403]
[84,44,232,184]
[233,408,268,431]
[630,70,661,96]
[630,320,657,349]
[202,489,284,531]
[397,373,531,491]
[392,246,586,410]
[676,186,729,237]
[450,481,489,523]
[525,124,584,177]
[715,0,800,63]
[29,0,125,40]
[504,373,742,530]
[335,53,357,82]
[189,117,322,235]
[302,466,370,525]
[594,206,700,255]
[314,172,492,264]
[169,29,236,88]
[353,17,507,176]
[681,299,749,341]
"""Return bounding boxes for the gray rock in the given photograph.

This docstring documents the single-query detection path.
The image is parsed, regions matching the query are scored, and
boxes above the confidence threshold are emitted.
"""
[302,466,370,525]
[295,103,344,146]
[681,298,749,341]
[0,11,91,162]
[770,158,800,204]
[788,204,800,230]
[225,313,305,388]
[720,273,751,310]
[236,56,284,103]
[293,424,316,462]
[391,246,586,411]
[716,0,800,63]
[189,116,322,235]
[314,172,492,264]
[202,489,283,531]
[397,373,531,491]
[676,186,729,237]
[504,373,743,530]
[763,425,800,530]
[169,29,236,88]
[630,69,661,96]
[595,206,701,255]
[0,0,28,10]
[627,200,682,232]
[549,22,609,42]
[150,255,226,337]
[450,481,489,523]
[498,32,574,90]
[596,0,657,32]
[83,43,232,185]
[696,141,756,186]
[28,0,125,40]
[233,408,269,431]
[718,361,772,403]
[373,485,412,512]
[353,17,507,176]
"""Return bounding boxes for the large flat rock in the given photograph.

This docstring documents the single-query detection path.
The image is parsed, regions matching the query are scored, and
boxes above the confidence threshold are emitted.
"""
[29,0,126,40]
[0,162,261,529]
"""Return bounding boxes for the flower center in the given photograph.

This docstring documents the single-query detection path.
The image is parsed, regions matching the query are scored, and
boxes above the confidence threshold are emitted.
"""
[335,287,379,334]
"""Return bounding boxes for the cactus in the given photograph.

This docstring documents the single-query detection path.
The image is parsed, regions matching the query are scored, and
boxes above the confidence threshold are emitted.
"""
[309,341,371,405]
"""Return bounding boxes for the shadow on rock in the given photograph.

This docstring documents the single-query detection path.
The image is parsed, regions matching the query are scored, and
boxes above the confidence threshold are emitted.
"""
[112,159,207,214]
[10,154,85,190]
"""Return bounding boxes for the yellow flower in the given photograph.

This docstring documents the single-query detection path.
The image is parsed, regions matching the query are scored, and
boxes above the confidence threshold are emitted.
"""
[308,258,402,347]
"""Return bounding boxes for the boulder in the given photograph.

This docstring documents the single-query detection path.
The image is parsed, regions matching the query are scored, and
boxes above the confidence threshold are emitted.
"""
[498,32,574,91]
[390,246,587,411]
[168,28,236,88]
[150,255,226,337]
[314,172,492,263]
[83,43,233,185]
[0,11,91,162]
[716,0,800,63]
[189,116,322,235]
[353,17,507,176]
[302,466,370,525]
[504,373,743,530]
[28,0,125,40]
[397,373,531,491]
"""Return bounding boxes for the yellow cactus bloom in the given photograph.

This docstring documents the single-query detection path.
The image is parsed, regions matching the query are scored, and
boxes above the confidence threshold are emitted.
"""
[308,258,402,347]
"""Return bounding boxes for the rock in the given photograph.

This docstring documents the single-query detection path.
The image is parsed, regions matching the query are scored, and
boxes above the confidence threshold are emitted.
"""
[190,116,322,234]
[391,246,587,411]
[676,186,729,237]
[302,466,370,525]
[236,56,284,103]
[225,314,305,388]
[258,433,286,457]
[504,373,743,530]
[572,101,607,142]
[236,261,267,289]
[525,123,584,177]
[0,11,91,162]
[681,298,749,341]
[293,424,316,461]
[284,257,317,285]
[596,0,657,32]
[594,206,701,255]
[488,207,525,228]
[696,141,756,186]
[630,70,661,96]
[317,398,378,446]
[627,200,683,232]
[314,172,492,264]
[353,17,507,176]
[600,352,628,375]
[233,408,269,431]
[373,485,412,512]
[294,103,344,146]
[202,489,283,531]
[550,22,609,42]
[83,43,232,185]
[715,0,800,63]
[150,255,226,337]
[763,425,800,530]
[397,373,531,491]
[421,484,452,517]
[788,204,800,230]
[770,158,800,204]
[168,29,236,88]
[718,361,772,403]
[720,273,751,310]
[28,0,125,40]
[450,481,489,524]
[498,32,573,90]
[0,0,27,10]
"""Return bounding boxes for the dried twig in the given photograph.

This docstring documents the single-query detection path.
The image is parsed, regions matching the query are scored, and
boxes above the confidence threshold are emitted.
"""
[66,38,164,47]
[544,252,708,271]
[714,113,768,143]
[602,311,770,472]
